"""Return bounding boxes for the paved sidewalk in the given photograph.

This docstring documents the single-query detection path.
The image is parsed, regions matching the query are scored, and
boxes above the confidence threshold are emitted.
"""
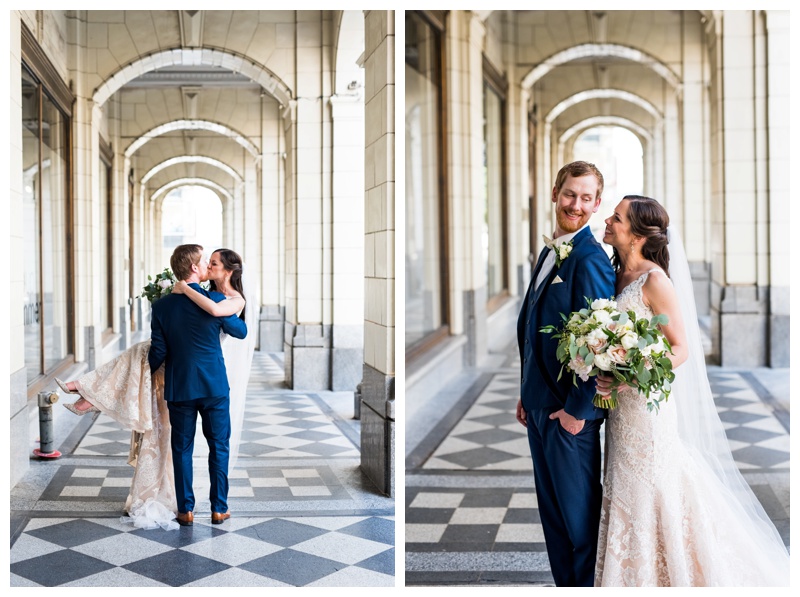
[11,351,395,587]
[405,341,790,586]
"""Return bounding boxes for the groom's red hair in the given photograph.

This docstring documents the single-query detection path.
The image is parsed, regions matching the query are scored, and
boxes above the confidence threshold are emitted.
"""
[171,244,204,280]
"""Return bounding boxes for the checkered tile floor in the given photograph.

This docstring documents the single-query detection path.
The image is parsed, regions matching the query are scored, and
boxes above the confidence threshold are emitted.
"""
[11,352,394,587]
[405,347,790,585]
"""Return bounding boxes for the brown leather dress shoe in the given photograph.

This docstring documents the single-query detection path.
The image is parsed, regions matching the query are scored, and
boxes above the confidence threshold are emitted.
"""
[211,511,231,524]
[176,511,194,526]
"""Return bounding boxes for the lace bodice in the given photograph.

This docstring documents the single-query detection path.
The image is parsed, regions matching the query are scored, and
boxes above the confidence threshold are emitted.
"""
[614,269,664,320]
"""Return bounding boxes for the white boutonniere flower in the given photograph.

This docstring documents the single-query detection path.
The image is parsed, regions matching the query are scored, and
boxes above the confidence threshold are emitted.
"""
[543,234,574,267]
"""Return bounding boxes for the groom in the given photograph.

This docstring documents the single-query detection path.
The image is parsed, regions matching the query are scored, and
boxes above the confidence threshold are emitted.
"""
[516,161,615,586]
[148,244,247,526]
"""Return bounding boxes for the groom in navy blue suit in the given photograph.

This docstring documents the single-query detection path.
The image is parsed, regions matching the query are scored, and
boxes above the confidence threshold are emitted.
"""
[148,244,247,526]
[516,162,615,586]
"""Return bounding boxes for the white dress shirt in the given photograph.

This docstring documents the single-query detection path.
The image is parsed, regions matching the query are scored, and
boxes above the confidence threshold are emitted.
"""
[533,224,589,291]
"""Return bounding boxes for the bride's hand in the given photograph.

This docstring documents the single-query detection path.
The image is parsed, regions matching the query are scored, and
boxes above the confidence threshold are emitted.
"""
[172,280,189,295]
[595,374,616,396]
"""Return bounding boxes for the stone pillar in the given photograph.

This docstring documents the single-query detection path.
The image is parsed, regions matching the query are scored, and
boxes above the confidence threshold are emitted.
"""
[330,93,365,390]
[260,97,284,353]
[446,11,488,365]
[681,15,711,316]
[764,11,790,366]
[283,11,334,390]
[709,11,768,367]
[360,9,395,496]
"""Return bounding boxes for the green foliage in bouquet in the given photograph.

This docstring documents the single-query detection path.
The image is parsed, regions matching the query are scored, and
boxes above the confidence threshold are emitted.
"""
[138,268,177,304]
[541,297,676,412]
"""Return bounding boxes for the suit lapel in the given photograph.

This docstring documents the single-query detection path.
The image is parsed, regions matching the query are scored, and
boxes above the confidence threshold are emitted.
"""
[531,227,593,306]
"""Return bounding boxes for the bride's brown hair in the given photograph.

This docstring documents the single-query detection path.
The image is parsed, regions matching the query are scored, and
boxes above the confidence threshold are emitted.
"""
[611,195,670,276]
[209,248,246,322]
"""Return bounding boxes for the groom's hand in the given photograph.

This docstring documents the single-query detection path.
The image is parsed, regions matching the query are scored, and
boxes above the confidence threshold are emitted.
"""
[515,399,527,427]
[550,409,585,435]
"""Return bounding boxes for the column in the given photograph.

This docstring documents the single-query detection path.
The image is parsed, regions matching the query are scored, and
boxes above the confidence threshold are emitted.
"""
[360,9,394,496]
[765,10,790,366]
[330,93,365,390]
[260,97,284,352]
[710,11,765,367]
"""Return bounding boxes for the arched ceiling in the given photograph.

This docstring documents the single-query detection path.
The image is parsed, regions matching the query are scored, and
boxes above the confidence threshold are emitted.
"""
[492,10,706,145]
[89,10,359,202]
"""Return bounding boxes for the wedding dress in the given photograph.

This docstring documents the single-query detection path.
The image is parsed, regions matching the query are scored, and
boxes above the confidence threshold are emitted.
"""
[595,267,789,586]
[72,290,256,531]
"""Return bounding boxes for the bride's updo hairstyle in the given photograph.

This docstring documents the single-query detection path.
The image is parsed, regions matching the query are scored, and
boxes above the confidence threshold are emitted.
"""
[209,248,246,321]
[612,195,671,276]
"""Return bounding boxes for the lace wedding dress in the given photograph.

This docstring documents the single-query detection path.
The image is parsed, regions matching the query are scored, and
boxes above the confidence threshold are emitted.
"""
[73,319,254,531]
[595,270,789,586]
[74,340,177,530]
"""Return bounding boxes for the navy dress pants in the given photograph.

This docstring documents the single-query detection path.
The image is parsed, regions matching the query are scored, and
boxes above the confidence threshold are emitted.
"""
[526,408,603,587]
[167,395,231,514]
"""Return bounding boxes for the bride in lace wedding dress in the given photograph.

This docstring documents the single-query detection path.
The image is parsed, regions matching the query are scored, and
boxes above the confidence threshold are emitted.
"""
[57,249,256,531]
[594,196,789,586]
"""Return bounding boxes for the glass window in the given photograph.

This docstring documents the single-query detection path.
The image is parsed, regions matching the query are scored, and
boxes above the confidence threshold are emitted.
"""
[405,12,447,350]
[22,64,72,382]
[483,82,507,301]
[22,68,41,384]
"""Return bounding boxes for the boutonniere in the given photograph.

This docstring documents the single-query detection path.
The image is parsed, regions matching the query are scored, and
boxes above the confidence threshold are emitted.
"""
[543,235,574,267]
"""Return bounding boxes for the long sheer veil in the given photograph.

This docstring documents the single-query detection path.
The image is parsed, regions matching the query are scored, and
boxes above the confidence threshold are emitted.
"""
[667,227,789,578]
[222,264,257,470]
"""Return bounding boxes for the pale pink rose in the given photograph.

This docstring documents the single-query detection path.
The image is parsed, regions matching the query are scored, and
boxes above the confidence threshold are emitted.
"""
[607,345,628,365]
[568,355,593,382]
[586,328,608,354]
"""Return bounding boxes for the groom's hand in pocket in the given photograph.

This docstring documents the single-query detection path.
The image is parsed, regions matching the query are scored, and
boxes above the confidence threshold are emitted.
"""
[516,399,528,427]
[550,409,585,435]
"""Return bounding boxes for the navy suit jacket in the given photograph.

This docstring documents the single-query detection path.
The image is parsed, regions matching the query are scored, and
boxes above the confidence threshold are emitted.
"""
[148,283,247,403]
[517,226,615,420]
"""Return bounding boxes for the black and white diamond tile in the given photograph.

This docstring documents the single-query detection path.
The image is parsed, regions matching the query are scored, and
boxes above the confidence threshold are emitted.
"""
[423,373,531,471]
[74,391,359,461]
[405,344,789,585]
[12,351,395,587]
[11,515,394,587]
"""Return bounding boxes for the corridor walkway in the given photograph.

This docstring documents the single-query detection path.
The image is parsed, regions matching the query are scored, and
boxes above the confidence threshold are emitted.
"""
[11,349,395,587]
[405,340,790,586]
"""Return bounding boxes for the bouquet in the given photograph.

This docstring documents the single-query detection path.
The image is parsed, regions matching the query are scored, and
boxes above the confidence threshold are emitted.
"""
[540,297,675,412]
[138,268,178,304]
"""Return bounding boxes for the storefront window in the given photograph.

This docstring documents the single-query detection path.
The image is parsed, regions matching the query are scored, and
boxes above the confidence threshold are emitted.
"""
[405,12,447,351]
[22,61,72,383]
[483,81,507,302]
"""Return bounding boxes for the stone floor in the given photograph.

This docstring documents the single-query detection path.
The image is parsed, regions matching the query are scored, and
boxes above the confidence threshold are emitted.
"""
[11,350,395,587]
[405,341,790,586]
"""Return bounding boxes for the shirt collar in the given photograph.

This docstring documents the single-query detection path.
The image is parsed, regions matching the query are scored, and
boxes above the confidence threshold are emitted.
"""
[550,223,589,247]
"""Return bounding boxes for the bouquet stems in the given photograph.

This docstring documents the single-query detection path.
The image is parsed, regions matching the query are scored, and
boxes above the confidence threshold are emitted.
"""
[593,393,618,409]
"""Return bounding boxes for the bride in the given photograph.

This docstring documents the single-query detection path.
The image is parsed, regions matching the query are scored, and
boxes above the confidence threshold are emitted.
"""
[56,248,256,530]
[594,195,789,586]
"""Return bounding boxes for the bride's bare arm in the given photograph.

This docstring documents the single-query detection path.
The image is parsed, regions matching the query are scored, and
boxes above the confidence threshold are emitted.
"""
[172,280,244,317]
[642,271,688,368]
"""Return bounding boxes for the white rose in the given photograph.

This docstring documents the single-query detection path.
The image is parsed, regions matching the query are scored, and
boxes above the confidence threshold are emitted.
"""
[620,332,639,350]
[593,352,613,371]
[158,279,173,290]
[591,298,613,311]
[558,244,572,260]
[592,309,611,325]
